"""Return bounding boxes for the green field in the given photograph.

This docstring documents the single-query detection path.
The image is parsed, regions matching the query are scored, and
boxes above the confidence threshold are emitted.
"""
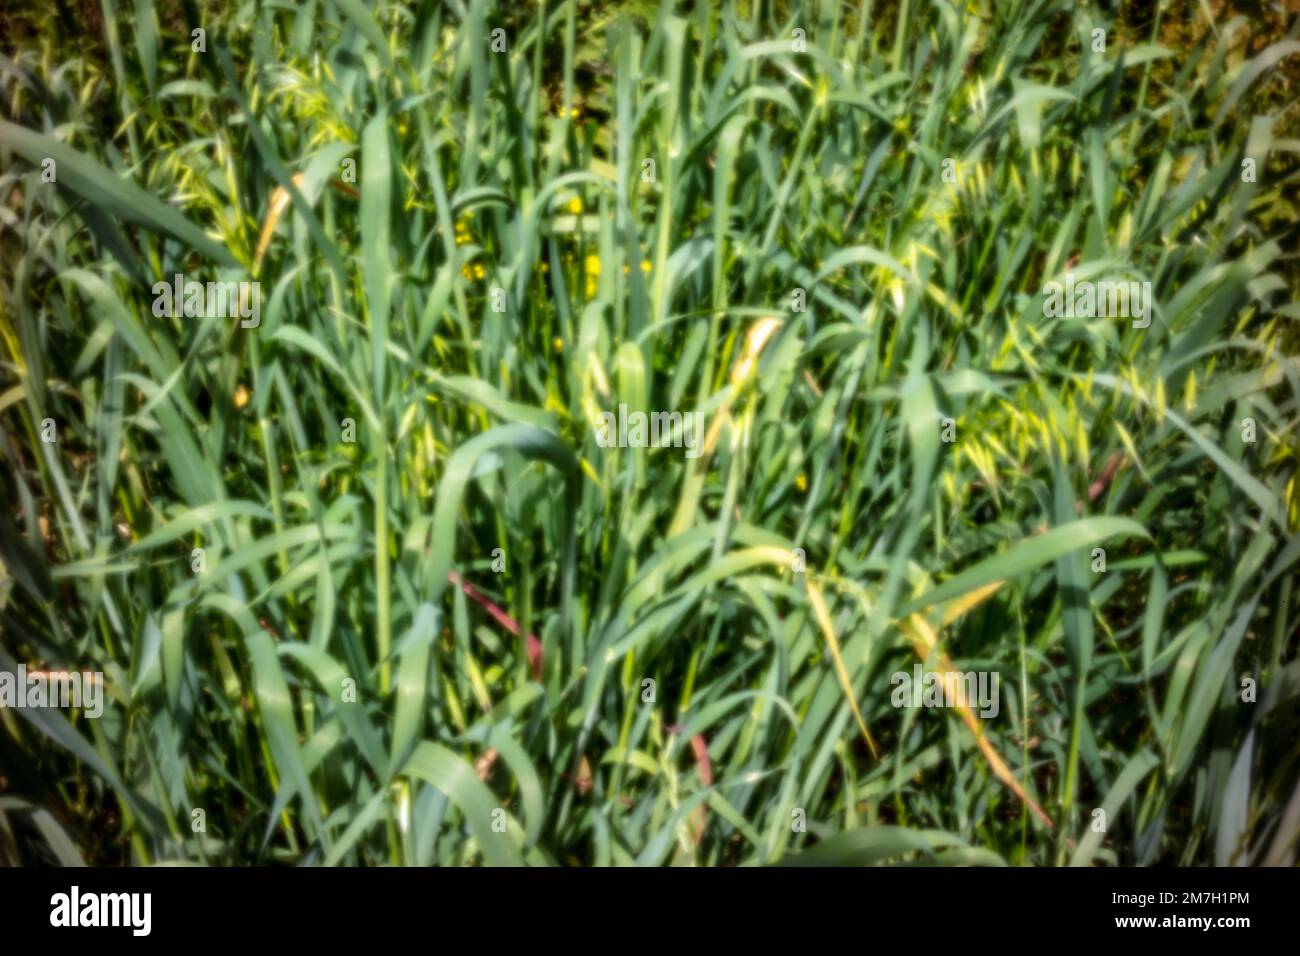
[0,0,1297,866]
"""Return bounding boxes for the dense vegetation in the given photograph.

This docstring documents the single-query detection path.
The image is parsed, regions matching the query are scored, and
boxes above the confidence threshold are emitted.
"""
[1,0,1297,866]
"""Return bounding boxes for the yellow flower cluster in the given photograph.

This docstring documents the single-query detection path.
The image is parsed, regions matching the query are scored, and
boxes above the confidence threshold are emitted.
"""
[456,214,485,280]
[583,254,651,299]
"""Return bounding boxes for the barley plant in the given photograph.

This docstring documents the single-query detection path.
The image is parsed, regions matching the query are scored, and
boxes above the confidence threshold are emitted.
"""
[1,0,1297,867]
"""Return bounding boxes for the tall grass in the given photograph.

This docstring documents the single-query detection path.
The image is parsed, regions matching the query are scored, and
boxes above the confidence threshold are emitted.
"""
[0,0,1297,866]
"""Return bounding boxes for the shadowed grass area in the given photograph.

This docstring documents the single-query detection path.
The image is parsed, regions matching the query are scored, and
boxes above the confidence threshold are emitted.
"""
[0,0,1297,866]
